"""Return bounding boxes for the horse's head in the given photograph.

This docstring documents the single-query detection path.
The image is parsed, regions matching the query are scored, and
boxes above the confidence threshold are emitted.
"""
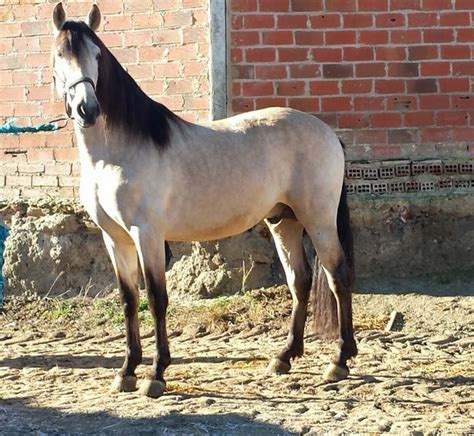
[52,2,102,128]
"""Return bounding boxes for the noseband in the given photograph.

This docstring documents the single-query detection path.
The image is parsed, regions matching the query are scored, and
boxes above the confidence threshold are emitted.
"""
[54,73,96,118]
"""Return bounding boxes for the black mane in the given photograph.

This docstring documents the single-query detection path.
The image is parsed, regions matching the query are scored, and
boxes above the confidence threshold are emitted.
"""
[58,21,181,149]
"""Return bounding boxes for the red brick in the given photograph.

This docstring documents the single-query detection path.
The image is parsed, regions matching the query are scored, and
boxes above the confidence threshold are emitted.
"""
[440,45,471,60]
[338,113,370,128]
[0,23,21,38]
[420,62,451,76]
[371,113,402,127]
[262,31,293,45]
[439,78,470,92]
[419,95,450,109]
[255,65,287,79]
[323,64,353,78]
[231,0,257,12]
[356,129,386,144]
[255,97,287,109]
[231,48,243,63]
[309,14,341,28]
[355,63,386,77]
[289,64,320,78]
[321,97,352,111]
[375,13,406,27]
[387,96,417,110]
[342,80,372,93]
[309,80,339,95]
[326,0,357,11]
[455,0,474,8]
[452,128,474,141]
[375,79,405,93]
[28,149,54,162]
[105,16,132,31]
[359,30,389,45]
[245,48,276,62]
[390,0,421,9]
[421,128,450,142]
[359,0,388,10]
[232,15,244,29]
[457,29,474,42]
[408,46,438,60]
[407,13,438,27]
[387,62,419,77]
[277,15,308,28]
[422,0,452,10]
[311,48,342,62]
[343,47,374,61]
[54,148,79,162]
[260,0,290,11]
[437,111,469,126]
[423,29,454,43]
[279,47,309,62]
[294,31,324,45]
[0,86,25,101]
[404,111,435,126]
[232,82,241,97]
[231,31,260,46]
[276,81,306,96]
[244,15,275,28]
[390,29,421,44]
[288,98,319,112]
[407,78,438,93]
[325,31,356,45]
[439,12,471,26]
[452,95,474,109]
[242,82,274,96]
[292,0,324,11]
[377,47,407,61]
[452,62,474,76]
[343,14,373,28]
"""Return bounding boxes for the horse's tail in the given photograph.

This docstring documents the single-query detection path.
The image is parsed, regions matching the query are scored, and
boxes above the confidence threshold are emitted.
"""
[312,161,354,339]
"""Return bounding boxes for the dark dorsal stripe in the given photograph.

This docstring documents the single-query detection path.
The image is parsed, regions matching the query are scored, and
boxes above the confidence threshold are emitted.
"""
[57,21,181,149]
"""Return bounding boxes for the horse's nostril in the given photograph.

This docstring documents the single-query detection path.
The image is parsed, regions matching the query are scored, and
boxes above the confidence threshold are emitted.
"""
[77,102,87,119]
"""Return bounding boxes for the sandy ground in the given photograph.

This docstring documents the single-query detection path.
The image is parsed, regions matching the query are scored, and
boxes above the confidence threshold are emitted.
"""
[0,290,473,435]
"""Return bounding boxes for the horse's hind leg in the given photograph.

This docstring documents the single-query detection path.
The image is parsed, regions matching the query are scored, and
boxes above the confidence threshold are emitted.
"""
[305,223,357,382]
[103,232,142,392]
[265,218,312,374]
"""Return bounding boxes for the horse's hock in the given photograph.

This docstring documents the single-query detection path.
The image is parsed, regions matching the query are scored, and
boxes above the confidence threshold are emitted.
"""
[1,192,473,298]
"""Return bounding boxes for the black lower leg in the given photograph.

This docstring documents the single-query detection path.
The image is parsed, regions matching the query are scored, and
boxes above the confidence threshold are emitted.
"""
[277,270,312,364]
[145,270,171,382]
[118,277,142,377]
[332,262,357,369]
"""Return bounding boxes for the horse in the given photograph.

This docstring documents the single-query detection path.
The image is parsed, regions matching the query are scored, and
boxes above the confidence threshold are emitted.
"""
[50,3,357,398]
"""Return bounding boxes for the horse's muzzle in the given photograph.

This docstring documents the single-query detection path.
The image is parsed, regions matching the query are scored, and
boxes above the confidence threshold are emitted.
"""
[77,100,101,127]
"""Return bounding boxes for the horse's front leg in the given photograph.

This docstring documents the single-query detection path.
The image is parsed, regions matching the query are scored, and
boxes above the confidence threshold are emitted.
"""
[103,232,142,392]
[131,227,170,398]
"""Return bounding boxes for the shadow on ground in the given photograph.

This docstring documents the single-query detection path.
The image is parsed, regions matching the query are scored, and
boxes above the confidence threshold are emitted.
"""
[1,396,293,435]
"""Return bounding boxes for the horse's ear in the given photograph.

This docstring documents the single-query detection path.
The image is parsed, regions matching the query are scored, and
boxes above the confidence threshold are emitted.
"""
[52,2,66,34]
[87,4,101,32]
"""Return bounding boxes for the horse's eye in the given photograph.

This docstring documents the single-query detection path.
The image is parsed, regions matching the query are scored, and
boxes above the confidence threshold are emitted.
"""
[57,51,63,58]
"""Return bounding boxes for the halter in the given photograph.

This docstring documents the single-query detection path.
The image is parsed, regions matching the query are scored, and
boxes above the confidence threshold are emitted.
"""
[54,72,96,118]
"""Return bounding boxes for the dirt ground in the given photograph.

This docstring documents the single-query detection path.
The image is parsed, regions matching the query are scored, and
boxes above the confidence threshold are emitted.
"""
[0,287,473,435]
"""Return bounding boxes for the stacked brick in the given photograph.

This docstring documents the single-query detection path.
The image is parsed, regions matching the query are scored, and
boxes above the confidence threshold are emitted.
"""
[0,0,209,199]
[230,0,474,161]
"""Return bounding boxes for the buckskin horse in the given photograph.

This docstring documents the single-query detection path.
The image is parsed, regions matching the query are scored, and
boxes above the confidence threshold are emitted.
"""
[50,3,357,398]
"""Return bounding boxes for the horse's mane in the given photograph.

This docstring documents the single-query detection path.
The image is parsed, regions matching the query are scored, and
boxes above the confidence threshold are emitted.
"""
[58,21,182,149]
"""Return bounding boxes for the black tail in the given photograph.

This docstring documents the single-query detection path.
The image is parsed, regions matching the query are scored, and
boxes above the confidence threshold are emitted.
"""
[312,180,355,339]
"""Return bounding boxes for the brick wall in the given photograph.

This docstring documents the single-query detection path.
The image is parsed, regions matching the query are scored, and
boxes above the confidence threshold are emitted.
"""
[229,0,474,161]
[0,0,210,199]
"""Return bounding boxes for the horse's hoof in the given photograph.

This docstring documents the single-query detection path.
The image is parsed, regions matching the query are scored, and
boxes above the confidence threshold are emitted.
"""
[266,358,291,375]
[322,363,349,382]
[139,379,166,398]
[111,375,137,392]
